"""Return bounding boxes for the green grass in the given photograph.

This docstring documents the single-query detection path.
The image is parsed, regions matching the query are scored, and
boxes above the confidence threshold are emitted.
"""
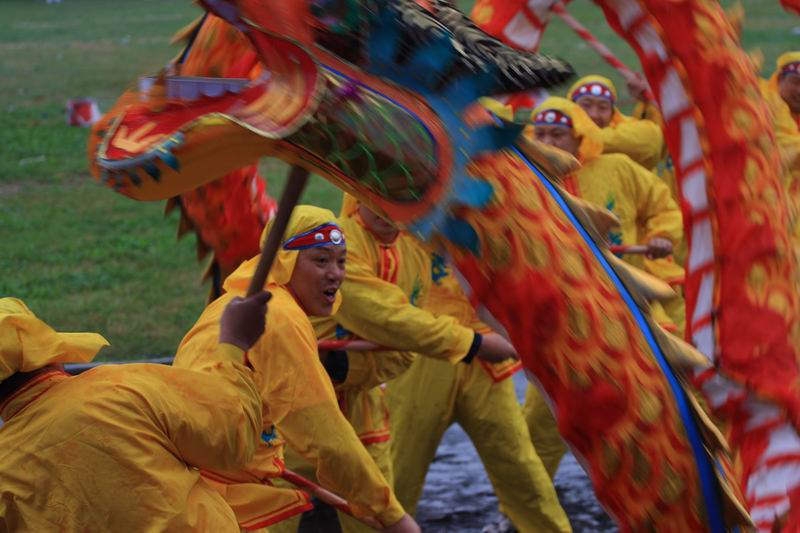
[1,0,796,359]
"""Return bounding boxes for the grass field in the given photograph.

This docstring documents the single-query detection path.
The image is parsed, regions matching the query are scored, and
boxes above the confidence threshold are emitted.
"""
[2,0,797,359]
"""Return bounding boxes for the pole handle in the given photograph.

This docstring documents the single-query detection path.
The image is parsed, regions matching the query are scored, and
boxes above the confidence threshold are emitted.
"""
[246,166,309,297]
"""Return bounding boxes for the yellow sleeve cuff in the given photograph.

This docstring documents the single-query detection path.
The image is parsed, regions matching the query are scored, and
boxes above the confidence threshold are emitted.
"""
[214,342,246,364]
[374,495,407,528]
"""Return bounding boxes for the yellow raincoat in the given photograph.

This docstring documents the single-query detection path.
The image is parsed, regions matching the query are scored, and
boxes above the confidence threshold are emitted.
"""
[568,75,664,170]
[530,97,685,332]
[0,298,263,532]
[762,52,800,270]
[385,252,572,533]
[323,195,479,444]
[769,51,800,127]
[275,197,478,533]
[174,206,406,531]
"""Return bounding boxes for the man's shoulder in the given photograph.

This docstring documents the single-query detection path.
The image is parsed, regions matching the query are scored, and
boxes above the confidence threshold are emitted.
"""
[592,151,636,171]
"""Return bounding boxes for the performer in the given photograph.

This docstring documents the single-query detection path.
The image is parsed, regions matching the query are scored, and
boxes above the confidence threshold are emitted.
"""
[761,52,800,255]
[567,75,663,170]
[274,196,519,533]
[173,205,418,532]
[87,2,751,528]
[770,52,800,126]
[386,246,571,533]
[529,96,684,331]
[0,292,269,531]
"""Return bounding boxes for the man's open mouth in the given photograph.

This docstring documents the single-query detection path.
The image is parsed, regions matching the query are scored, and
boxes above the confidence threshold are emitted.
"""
[323,288,337,303]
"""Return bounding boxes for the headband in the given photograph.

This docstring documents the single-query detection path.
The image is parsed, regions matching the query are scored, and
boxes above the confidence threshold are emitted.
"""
[533,109,573,128]
[570,82,615,104]
[282,223,345,250]
[780,61,800,79]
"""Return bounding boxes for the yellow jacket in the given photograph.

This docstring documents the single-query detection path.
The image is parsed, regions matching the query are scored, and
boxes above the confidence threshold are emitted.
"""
[0,298,262,532]
[566,154,683,278]
[531,97,684,284]
[599,113,664,170]
[174,206,405,530]
[761,79,800,175]
[311,203,477,444]
[568,75,664,169]
[761,75,800,257]
[769,51,800,128]
[331,208,476,363]
[423,251,521,381]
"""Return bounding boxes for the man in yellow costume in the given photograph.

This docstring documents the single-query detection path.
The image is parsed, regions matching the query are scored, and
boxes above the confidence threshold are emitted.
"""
[567,74,663,170]
[386,246,572,533]
[0,292,270,531]
[759,52,800,168]
[273,196,526,533]
[761,52,800,254]
[174,205,419,533]
[567,74,689,269]
[530,96,684,330]
[769,51,800,128]
[523,96,685,479]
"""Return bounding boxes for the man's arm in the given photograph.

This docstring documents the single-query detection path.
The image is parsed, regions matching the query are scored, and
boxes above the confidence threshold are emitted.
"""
[164,291,271,472]
[630,159,684,247]
[335,247,479,364]
[257,309,409,527]
[601,118,664,170]
[321,348,417,391]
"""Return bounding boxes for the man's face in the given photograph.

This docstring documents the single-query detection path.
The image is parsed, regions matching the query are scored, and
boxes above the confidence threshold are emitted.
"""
[358,204,399,244]
[575,95,614,128]
[779,73,800,115]
[288,246,346,316]
[534,125,581,157]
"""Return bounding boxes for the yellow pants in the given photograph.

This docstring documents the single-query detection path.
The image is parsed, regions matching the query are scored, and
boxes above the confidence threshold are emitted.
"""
[385,357,571,533]
[269,438,393,533]
[522,384,567,480]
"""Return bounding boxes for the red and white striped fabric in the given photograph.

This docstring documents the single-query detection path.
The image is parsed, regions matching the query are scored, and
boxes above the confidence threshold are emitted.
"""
[592,0,800,529]
[697,369,800,532]
[470,0,560,112]
[470,0,560,52]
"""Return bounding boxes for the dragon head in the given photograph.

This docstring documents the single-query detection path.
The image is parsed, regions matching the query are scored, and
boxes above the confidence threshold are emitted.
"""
[91,0,574,248]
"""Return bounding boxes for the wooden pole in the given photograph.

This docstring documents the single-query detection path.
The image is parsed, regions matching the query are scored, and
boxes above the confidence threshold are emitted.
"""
[551,2,654,101]
[609,244,649,255]
[317,339,384,352]
[246,166,309,296]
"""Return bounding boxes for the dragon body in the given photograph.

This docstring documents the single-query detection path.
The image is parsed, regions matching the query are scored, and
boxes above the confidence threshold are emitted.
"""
[87,0,800,530]
[471,1,800,529]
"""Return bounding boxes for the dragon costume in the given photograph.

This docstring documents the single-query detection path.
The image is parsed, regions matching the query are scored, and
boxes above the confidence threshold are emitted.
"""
[475,1,800,531]
[87,0,800,530]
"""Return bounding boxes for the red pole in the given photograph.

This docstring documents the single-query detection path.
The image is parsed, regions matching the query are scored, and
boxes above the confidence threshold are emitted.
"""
[281,469,383,529]
[551,2,654,101]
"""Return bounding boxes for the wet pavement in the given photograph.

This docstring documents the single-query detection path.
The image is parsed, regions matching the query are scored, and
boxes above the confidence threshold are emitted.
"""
[414,373,617,532]
[299,373,617,532]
